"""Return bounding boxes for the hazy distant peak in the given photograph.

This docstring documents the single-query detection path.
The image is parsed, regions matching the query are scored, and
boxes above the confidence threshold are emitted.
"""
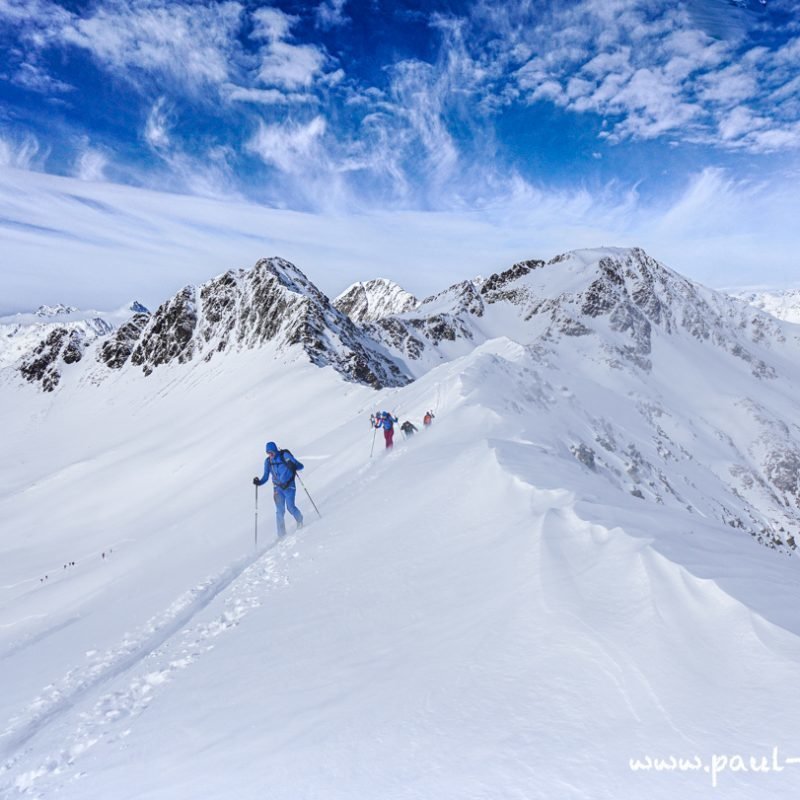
[334,279,419,324]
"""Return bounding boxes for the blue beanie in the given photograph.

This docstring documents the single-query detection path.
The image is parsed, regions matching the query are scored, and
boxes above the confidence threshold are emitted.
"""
[266,441,278,453]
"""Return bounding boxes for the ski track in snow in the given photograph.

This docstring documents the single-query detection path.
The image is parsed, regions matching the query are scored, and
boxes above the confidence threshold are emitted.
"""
[0,534,302,796]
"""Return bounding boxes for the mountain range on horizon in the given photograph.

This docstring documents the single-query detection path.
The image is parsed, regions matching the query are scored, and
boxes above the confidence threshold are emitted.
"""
[4,246,800,392]
[5,245,800,559]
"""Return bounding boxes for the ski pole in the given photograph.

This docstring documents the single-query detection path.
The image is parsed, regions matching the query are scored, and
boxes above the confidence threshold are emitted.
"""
[254,484,259,549]
[370,425,377,457]
[296,473,322,519]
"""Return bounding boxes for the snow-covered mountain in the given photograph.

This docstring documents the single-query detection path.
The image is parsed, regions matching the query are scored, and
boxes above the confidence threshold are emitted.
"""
[0,301,149,389]
[4,246,800,799]
[4,259,410,392]
[361,249,786,379]
[97,258,410,389]
[333,278,419,323]
[732,287,800,324]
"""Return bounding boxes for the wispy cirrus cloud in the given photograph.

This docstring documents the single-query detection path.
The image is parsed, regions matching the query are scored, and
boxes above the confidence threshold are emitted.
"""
[140,97,238,198]
[71,136,110,182]
[10,60,73,94]
[224,86,312,105]
[0,132,46,170]
[144,97,172,151]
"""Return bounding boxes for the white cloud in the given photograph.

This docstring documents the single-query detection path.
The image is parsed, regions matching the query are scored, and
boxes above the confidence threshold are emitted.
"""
[494,1,800,153]
[74,143,109,182]
[0,132,44,170]
[718,106,765,142]
[140,99,237,199]
[1,0,244,94]
[144,98,172,151]
[387,60,459,185]
[225,86,311,105]
[315,0,348,29]
[248,7,330,92]
[697,63,758,104]
[12,60,73,93]
[257,41,326,90]
[251,7,296,41]
[746,125,800,152]
[246,116,327,173]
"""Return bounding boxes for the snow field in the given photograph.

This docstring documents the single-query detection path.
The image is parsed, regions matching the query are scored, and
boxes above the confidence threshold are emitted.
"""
[2,340,800,797]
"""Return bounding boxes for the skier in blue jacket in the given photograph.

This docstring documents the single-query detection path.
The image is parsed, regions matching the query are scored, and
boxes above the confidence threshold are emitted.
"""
[373,410,399,449]
[253,441,304,536]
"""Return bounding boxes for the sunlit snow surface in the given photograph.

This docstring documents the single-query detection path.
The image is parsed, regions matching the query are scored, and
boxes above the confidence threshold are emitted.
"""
[3,256,800,797]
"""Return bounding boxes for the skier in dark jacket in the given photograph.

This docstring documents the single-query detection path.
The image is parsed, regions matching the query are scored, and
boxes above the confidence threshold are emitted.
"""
[373,411,398,449]
[253,441,304,536]
[400,420,418,438]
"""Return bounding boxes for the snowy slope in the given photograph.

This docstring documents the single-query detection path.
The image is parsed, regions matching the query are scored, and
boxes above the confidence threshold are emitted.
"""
[3,248,800,798]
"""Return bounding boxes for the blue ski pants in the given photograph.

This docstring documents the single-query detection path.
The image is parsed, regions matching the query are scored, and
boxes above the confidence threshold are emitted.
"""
[273,484,303,536]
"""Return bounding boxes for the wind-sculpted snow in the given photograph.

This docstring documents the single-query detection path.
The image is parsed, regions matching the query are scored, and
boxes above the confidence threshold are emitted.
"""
[442,323,800,553]
[0,540,300,795]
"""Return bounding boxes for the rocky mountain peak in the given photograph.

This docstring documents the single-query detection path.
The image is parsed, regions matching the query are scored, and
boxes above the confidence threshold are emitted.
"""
[100,257,410,389]
[34,304,79,318]
[529,247,784,377]
[2,308,115,390]
[334,278,419,324]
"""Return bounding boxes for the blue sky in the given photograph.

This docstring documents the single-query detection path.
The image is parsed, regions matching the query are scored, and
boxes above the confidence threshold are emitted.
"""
[1,0,799,312]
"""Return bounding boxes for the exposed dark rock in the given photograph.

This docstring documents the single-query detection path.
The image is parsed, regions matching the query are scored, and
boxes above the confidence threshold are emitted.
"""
[131,286,197,376]
[19,327,89,391]
[571,443,597,470]
[122,259,410,389]
[481,260,544,300]
[98,313,151,369]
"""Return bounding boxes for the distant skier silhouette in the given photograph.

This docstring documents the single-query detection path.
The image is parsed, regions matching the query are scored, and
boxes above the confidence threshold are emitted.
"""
[423,410,435,427]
